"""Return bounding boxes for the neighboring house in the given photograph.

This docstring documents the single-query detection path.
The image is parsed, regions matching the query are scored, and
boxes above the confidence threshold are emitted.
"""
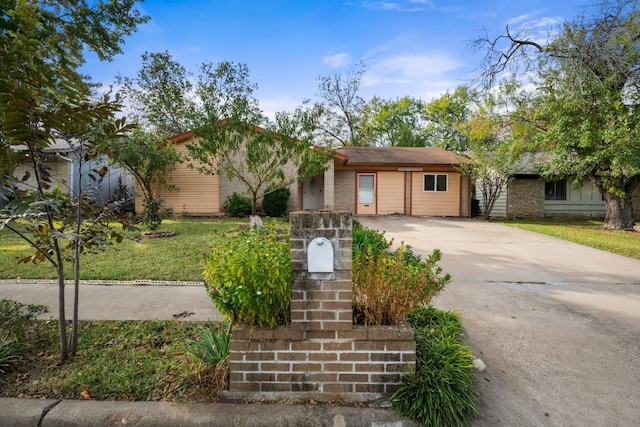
[476,155,640,219]
[12,139,133,206]
[151,131,473,218]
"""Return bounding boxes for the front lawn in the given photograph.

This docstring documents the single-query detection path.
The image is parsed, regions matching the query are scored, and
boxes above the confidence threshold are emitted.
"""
[0,218,249,281]
[0,316,224,402]
[498,219,640,260]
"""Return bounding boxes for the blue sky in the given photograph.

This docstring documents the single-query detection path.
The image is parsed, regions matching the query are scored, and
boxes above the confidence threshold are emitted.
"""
[82,0,589,117]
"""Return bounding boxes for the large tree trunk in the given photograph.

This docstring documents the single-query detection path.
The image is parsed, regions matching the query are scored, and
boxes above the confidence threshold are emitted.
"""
[602,191,635,230]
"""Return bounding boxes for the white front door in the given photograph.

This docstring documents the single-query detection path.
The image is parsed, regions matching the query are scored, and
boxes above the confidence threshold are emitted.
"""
[303,174,324,210]
[357,173,376,214]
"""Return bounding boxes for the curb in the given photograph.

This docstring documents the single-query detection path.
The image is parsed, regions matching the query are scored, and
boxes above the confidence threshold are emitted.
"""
[0,398,418,427]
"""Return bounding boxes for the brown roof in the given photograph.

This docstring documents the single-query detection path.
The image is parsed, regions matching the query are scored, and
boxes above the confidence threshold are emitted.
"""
[335,146,469,166]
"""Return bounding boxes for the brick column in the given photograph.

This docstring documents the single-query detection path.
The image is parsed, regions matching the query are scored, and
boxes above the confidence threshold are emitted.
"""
[289,211,352,332]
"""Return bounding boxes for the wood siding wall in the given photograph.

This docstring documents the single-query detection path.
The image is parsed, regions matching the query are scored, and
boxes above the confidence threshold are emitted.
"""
[544,178,605,217]
[410,172,461,216]
[376,171,405,215]
[135,142,220,215]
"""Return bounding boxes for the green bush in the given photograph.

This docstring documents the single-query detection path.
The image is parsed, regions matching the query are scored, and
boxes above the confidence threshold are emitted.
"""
[262,187,290,217]
[392,306,478,427]
[224,193,252,217]
[0,299,48,373]
[352,220,391,259]
[142,198,164,230]
[203,226,291,327]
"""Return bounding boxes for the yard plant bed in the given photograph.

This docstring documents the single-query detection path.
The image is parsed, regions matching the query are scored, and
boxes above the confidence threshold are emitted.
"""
[0,319,225,402]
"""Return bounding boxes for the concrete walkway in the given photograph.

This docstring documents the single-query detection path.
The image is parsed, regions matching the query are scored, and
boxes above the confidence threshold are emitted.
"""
[0,279,223,321]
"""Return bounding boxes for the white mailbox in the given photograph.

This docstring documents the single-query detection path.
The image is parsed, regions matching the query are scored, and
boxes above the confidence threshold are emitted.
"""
[308,237,334,273]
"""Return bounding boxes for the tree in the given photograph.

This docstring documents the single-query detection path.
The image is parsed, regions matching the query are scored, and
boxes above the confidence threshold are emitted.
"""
[361,96,429,147]
[0,0,147,362]
[108,129,182,230]
[458,87,520,220]
[114,51,192,229]
[424,86,475,152]
[310,62,368,146]
[116,50,195,136]
[186,62,333,215]
[475,0,640,229]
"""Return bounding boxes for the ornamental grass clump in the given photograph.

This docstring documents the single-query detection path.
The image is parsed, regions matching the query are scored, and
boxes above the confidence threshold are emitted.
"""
[392,306,478,427]
[352,222,451,325]
[203,225,291,328]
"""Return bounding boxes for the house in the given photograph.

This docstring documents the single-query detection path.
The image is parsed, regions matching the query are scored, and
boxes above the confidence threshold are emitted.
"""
[476,155,640,219]
[306,146,471,216]
[149,129,472,218]
[12,139,133,206]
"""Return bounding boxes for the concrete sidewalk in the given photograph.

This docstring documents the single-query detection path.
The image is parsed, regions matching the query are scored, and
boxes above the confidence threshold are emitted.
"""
[0,279,223,321]
[0,280,416,426]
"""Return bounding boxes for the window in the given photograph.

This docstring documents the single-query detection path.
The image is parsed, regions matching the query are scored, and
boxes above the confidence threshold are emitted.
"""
[358,174,375,204]
[423,174,448,192]
[545,180,567,200]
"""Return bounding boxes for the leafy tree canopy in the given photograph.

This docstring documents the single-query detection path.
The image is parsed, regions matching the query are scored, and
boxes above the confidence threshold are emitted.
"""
[476,0,640,229]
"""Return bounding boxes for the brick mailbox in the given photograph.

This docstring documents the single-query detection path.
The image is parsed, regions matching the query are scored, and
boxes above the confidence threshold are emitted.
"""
[222,211,415,402]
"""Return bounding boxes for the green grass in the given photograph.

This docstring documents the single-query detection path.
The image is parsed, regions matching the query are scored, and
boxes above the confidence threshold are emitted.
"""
[0,218,248,281]
[498,219,640,260]
[0,319,226,402]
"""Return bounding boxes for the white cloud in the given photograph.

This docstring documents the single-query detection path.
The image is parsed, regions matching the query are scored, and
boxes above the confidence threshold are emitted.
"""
[259,95,302,120]
[362,1,423,12]
[322,53,352,68]
[363,52,463,87]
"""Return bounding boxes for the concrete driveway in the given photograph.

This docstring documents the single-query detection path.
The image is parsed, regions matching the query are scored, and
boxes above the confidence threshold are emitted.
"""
[356,216,640,427]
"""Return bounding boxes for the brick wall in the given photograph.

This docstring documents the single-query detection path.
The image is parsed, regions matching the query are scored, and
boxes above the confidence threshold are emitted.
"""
[507,178,545,219]
[334,170,355,212]
[223,211,415,402]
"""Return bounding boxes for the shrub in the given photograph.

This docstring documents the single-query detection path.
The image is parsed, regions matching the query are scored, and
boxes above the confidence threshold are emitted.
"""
[352,220,391,259]
[0,334,20,374]
[392,306,478,427]
[262,187,290,217]
[0,299,48,373]
[224,193,252,217]
[203,226,290,327]
[142,198,164,230]
[353,245,450,325]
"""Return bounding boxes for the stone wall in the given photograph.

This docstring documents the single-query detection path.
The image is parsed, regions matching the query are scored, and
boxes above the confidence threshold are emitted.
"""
[507,178,545,219]
[223,211,415,402]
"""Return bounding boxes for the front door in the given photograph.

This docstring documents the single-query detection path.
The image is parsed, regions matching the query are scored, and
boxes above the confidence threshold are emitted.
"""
[357,173,376,214]
[303,174,324,210]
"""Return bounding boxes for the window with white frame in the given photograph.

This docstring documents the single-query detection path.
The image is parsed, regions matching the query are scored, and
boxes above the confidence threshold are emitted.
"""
[423,174,448,192]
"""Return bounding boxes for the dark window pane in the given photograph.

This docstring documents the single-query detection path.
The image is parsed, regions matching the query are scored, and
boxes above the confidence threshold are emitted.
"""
[424,174,435,191]
[545,180,566,200]
[436,175,447,192]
